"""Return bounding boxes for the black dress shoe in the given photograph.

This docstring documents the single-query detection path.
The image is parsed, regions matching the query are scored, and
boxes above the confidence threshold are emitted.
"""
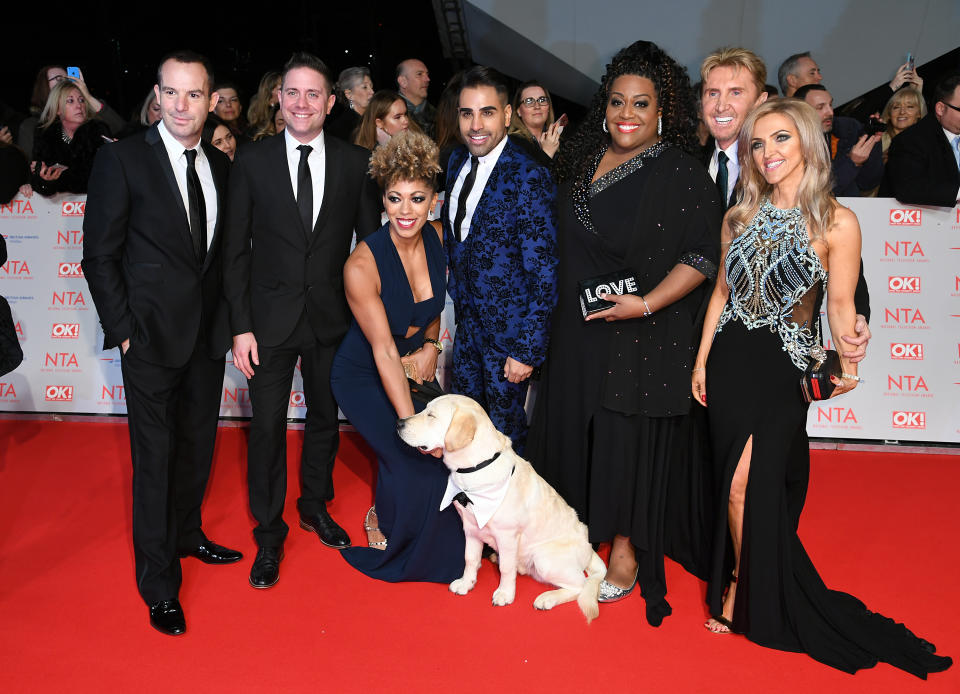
[149,599,186,636]
[299,506,351,548]
[249,546,283,589]
[179,540,243,564]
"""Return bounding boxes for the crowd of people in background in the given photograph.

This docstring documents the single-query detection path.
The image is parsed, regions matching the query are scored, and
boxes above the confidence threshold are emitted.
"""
[0,38,955,681]
[2,47,956,207]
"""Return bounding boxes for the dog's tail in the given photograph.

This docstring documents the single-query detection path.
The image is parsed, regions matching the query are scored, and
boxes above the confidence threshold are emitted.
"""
[578,551,606,623]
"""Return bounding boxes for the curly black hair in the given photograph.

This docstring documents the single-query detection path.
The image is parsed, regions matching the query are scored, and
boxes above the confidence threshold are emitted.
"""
[555,40,699,183]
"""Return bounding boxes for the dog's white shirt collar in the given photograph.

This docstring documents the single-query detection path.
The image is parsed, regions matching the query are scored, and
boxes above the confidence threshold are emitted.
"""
[439,472,513,528]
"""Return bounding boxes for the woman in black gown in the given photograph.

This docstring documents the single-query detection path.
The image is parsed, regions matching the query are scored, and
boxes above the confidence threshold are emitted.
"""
[527,41,721,626]
[691,98,951,678]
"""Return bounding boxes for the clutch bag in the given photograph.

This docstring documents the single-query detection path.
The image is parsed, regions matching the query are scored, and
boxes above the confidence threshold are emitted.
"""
[578,268,641,318]
[800,346,841,402]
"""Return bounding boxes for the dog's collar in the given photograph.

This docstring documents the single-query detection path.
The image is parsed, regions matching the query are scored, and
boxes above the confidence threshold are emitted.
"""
[454,450,502,474]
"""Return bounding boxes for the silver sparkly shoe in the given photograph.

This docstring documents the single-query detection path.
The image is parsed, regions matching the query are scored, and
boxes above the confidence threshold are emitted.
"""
[598,567,639,603]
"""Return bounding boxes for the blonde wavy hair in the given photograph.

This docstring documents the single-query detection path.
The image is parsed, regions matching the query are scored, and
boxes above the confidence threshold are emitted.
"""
[368,129,441,191]
[39,81,96,130]
[700,46,767,96]
[729,98,834,241]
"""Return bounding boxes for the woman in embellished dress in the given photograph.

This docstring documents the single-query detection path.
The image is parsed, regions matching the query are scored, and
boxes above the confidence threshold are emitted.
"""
[691,98,951,677]
[331,130,464,583]
[527,41,721,626]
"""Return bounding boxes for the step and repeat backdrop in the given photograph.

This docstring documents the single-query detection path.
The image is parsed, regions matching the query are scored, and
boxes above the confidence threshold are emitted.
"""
[1,194,957,443]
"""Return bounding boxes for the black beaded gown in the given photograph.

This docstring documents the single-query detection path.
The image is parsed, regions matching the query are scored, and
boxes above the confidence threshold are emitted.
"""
[527,143,721,622]
[705,198,951,677]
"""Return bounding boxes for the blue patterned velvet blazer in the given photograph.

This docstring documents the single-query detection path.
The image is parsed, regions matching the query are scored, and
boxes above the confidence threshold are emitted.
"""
[442,136,559,367]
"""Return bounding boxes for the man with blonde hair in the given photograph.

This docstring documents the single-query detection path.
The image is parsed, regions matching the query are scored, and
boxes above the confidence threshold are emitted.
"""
[700,47,768,210]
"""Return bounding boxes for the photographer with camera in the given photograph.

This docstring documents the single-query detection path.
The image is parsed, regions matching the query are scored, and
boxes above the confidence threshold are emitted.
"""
[797,84,883,197]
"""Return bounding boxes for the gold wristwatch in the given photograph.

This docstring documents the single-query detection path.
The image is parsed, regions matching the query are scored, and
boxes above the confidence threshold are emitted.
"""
[424,338,443,354]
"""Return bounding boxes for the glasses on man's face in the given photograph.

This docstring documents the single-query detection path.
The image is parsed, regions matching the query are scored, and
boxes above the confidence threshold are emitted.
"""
[521,96,549,107]
[941,101,960,113]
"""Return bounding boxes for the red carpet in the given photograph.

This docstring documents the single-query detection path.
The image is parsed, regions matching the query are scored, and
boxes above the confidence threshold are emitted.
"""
[0,419,957,693]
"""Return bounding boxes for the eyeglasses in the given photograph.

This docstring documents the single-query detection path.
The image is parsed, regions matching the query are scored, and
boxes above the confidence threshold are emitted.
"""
[48,75,65,84]
[941,101,960,113]
[521,96,549,107]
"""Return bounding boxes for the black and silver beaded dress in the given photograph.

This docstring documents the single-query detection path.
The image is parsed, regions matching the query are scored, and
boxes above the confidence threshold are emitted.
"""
[705,198,951,677]
[527,144,721,622]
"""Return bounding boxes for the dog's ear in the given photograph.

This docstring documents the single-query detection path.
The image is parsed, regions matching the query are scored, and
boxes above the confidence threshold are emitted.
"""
[444,407,477,452]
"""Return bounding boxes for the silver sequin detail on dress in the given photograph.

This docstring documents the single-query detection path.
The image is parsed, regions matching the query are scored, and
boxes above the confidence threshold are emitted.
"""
[715,198,827,371]
[572,141,668,234]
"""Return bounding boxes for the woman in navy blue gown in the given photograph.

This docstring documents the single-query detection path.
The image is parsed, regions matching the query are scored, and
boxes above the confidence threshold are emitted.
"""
[331,131,465,582]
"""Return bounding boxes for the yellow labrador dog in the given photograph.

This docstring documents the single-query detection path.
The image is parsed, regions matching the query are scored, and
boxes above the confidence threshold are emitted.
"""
[397,394,605,622]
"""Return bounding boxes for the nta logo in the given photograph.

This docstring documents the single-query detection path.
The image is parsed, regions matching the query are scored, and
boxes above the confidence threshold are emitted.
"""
[890,343,923,360]
[883,308,925,324]
[51,323,80,338]
[883,241,924,257]
[44,385,74,401]
[887,276,920,293]
[889,209,921,225]
[892,411,925,429]
[57,262,84,278]
[44,352,79,368]
[61,201,85,216]
[1,260,31,276]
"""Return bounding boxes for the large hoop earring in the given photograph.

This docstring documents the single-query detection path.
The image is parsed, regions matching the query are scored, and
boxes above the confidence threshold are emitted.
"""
[602,119,609,133]
[657,115,662,136]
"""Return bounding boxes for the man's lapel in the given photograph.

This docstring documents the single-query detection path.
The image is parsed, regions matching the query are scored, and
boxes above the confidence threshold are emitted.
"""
[145,124,194,256]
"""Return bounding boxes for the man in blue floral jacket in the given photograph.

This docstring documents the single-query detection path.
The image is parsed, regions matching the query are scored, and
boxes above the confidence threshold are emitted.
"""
[442,66,558,453]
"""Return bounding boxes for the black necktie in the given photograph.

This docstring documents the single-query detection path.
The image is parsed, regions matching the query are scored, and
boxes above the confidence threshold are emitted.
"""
[297,144,314,234]
[184,149,206,263]
[716,150,729,211]
[453,155,479,242]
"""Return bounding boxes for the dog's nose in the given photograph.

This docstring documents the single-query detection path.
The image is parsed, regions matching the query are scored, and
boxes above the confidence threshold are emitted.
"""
[396,419,406,435]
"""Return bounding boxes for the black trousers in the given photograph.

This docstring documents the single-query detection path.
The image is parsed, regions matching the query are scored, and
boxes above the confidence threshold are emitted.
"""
[246,314,340,548]
[120,341,225,605]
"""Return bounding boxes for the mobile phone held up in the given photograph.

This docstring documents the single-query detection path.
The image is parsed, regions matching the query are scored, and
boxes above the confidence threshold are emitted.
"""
[67,66,80,81]
[906,52,915,72]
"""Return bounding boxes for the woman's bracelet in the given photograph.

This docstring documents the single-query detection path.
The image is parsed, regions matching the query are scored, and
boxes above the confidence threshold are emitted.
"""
[424,338,443,354]
[692,367,705,373]
[640,295,652,317]
[841,372,862,383]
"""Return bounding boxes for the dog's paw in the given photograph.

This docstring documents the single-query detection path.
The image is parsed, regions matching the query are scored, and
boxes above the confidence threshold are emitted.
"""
[449,577,476,595]
[533,593,557,611]
[491,588,515,606]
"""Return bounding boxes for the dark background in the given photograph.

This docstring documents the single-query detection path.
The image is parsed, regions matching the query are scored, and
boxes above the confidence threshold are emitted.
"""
[2,1,457,120]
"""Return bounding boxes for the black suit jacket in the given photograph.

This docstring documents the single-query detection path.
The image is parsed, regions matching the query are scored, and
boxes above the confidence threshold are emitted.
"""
[880,113,960,206]
[222,132,380,348]
[82,124,232,367]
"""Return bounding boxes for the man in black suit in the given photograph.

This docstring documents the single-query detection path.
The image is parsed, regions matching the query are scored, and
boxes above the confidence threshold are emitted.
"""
[223,53,379,589]
[881,72,960,206]
[796,84,883,197]
[82,51,241,636]
[699,47,768,212]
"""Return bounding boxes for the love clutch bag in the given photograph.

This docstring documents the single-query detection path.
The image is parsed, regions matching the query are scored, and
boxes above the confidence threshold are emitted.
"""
[578,268,642,318]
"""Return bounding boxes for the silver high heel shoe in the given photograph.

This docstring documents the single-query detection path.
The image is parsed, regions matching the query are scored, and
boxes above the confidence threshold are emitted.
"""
[598,566,639,603]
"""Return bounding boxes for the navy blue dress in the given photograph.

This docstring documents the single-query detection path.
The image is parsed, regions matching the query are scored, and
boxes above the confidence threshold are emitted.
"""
[332,224,465,583]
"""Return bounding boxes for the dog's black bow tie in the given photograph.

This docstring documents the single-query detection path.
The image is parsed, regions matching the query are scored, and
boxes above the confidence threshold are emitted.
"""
[453,491,473,507]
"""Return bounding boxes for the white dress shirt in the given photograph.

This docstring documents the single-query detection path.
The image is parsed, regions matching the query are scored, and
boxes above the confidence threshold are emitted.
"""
[157,120,217,249]
[942,126,960,202]
[447,135,509,241]
[708,139,740,205]
[439,470,514,529]
[285,128,326,229]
